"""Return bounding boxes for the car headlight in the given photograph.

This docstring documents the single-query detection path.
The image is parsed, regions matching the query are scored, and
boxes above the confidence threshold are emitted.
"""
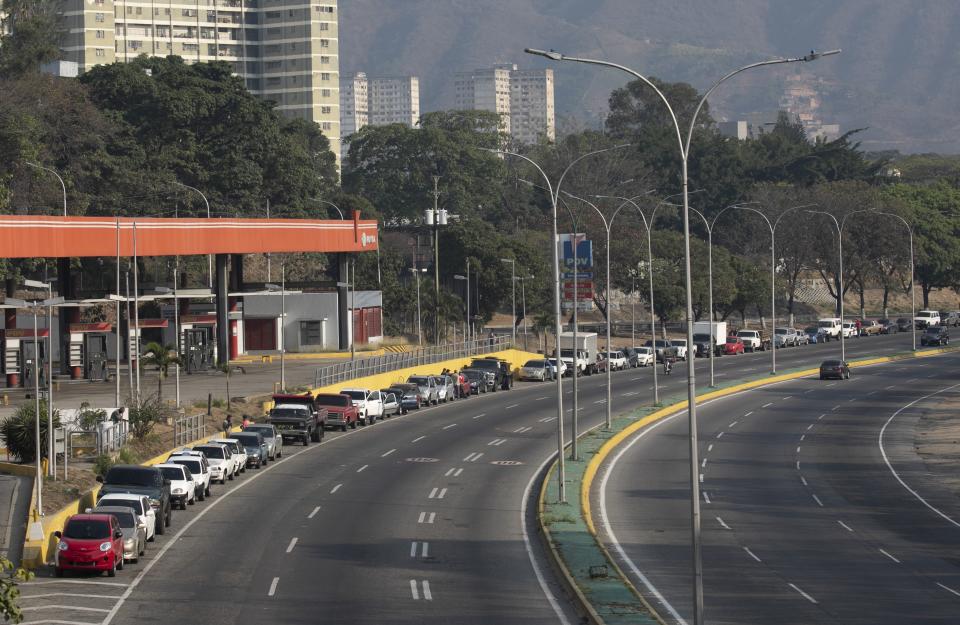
[99,542,112,552]
[149,498,161,508]
[172,487,184,495]
[58,541,69,551]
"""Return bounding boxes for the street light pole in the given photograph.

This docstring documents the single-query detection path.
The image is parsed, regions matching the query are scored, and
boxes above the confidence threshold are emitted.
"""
[314,198,345,219]
[26,162,67,216]
[501,259,516,346]
[481,145,628,502]
[173,182,212,289]
[529,45,840,625]
[874,211,916,351]
[281,262,286,390]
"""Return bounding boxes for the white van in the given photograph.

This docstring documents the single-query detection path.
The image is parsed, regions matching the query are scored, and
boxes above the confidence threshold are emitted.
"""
[818,318,841,340]
[914,310,941,329]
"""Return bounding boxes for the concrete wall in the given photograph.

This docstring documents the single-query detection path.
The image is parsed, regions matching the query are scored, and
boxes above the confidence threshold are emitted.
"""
[244,293,341,352]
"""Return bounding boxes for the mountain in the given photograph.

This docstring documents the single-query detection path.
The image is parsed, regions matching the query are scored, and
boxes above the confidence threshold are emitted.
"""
[339,0,960,153]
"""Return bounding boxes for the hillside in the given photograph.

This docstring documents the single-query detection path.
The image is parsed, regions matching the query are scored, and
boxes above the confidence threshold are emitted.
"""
[340,0,960,153]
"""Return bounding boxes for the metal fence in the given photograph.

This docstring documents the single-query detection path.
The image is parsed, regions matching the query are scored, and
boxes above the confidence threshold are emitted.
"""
[312,336,513,388]
[174,414,207,447]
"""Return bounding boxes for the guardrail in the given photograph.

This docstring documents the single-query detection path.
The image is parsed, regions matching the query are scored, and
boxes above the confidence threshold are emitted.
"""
[312,336,513,388]
[174,414,206,447]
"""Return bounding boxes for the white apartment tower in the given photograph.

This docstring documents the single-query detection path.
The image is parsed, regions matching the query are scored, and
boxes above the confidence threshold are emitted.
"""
[341,72,369,138]
[56,0,343,163]
[454,64,555,144]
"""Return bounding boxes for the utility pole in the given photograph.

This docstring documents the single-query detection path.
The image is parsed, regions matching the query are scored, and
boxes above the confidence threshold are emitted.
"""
[432,176,441,345]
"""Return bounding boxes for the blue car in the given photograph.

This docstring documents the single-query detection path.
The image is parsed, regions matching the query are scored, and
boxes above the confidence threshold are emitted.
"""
[804,326,820,344]
[228,431,268,468]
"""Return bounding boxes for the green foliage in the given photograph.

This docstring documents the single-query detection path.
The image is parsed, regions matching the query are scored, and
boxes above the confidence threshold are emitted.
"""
[93,453,113,478]
[1,554,34,624]
[0,0,61,79]
[116,447,139,465]
[127,396,166,440]
[77,404,108,431]
[140,342,181,401]
[0,401,60,463]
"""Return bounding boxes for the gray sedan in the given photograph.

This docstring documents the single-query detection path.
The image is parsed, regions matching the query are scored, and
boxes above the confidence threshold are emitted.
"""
[244,424,282,460]
[92,505,146,563]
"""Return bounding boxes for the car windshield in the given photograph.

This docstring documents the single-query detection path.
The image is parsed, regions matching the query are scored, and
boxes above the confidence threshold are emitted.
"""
[100,510,136,528]
[195,446,225,459]
[171,458,202,474]
[340,390,368,400]
[245,426,275,439]
[925,327,941,334]
[64,519,111,540]
[230,433,259,446]
[270,408,308,419]
[408,377,430,386]
[159,466,185,481]
[524,360,546,367]
[822,360,842,367]
[738,331,757,336]
[100,498,143,515]
[805,327,818,333]
[104,467,158,487]
[818,321,835,328]
[726,337,739,344]
[919,312,935,318]
[672,340,686,347]
[693,334,710,341]
[315,394,350,407]
[775,328,788,335]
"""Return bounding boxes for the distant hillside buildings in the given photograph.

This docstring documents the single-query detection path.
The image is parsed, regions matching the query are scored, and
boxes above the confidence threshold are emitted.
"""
[719,75,839,143]
[455,63,555,145]
[340,72,421,139]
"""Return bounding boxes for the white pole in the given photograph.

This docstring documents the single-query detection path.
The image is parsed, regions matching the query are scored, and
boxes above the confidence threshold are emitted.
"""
[280,261,286,391]
[132,220,141,405]
[47,284,54,478]
[125,272,133,400]
[33,307,42,513]
[173,259,180,407]
[115,218,121,408]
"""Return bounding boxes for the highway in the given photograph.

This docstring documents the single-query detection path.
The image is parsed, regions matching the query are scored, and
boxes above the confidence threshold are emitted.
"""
[598,346,960,624]
[16,331,929,625]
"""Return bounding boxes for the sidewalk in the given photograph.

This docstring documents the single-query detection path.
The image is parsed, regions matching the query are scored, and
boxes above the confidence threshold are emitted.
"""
[0,473,30,565]
[0,354,351,420]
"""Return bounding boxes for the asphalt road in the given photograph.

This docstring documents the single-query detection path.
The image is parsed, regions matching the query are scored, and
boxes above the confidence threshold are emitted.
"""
[15,331,927,625]
[599,344,960,624]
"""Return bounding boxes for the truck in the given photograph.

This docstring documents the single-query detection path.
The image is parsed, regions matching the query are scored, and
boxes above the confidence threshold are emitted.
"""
[314,393,359,431]
[692,321,727,358]
[557,331,599,375]
[268,393,326,445]
[736,329,770,352]
[817,318,842,340]
[468,358,513,390]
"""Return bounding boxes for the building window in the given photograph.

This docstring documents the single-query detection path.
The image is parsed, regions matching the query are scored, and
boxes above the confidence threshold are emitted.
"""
[320,72,330,81]
[321,89,331,97]
[95,12,104,22]
[321,122,332,130]
[320,39,329,48]
[95,48,105,57]
[321,56,329,64]
[319,22,329,31]
[321,106,332,114]
[95,30,104,39]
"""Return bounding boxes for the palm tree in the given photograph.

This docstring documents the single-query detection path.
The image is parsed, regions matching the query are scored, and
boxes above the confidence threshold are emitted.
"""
[140,342,182,401]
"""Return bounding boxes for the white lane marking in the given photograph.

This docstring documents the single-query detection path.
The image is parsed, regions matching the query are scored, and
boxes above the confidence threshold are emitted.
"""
[418,511,437,524]
[631,376,643,381]
[488,438,507,446]
[783,396,793,400]
[800,435,805,442]
[716,516,731,530]
[879,382,960,530]
[762,402,773,408]
[445,468,455,477]
[906,378,918,384]
[707,444,713,452]
[418,512,426,523]
[454,468,463,477]
[463,452,479,462]
[936,582,960,598]
[866,391,877,396]
[804,389,814,394]
[357,464,368,473]
[796,461,801,471]
[807,424,814,431]
[436,488,448,499]
[442,423,457,430]
[800,476,808,486]
[729,421,738,428]
[473,413,486,419]
[422,542,430,558]
[885,385,896,390]
[817,414,825,420]
[382,448,397,456]
[847,397,857,402]
[428,512,436,523]
[832,405,841,411]
[594,399,607,405]
[330,483,342,494]
[699,474,704,483]
[716,432,724,439]
[26,581,128,588]
[18,592,122,600]
[285,537,298,553]
[827,382,837,387]
[428,487,438,498]
[410,541,417,557]
[796,446,801,454]
[466,452,484,462]
[703,492,711,504]
[410,579,419,600]
[268,577,280,597]
[308,506,321,519]
[788,583,818,604]
[422,580,433,601]
[412,436,426,443]
[743,547,762,563]
[879,548,901,564]
[506,404,520,409]
[20,605,110,613]
[622,391,640,397]
[744,411,754,417]
[838,520,854,532]
[812,494,824,507]
[536,396,548,401]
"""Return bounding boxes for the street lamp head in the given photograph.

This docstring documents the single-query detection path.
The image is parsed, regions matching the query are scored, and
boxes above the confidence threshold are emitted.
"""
[454,275,466,281]
[524,47,563,61]
[802,49,842,62]
[500,258,514,264]
[23,279,50,290]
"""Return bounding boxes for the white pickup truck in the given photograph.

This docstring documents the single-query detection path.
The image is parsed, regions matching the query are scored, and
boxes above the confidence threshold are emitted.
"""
[914,310,941,329]
[737,330,764,352]
[339,388,384,425]
[606,350,628,370]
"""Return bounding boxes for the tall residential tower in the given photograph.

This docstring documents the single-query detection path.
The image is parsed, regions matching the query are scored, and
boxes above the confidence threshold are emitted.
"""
[454,63,555,144]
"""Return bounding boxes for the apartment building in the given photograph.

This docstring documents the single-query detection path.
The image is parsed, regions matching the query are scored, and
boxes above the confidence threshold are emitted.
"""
[453,63,555,144]
[339,72,420,141]
[56,0,342,162]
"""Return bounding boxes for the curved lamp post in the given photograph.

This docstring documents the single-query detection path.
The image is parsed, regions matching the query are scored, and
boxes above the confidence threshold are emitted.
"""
[526,45,840,625]
[733,204,815,375]
[873,211,916,351]
[479,144,629,501]
[172,182,212,289]
[25,162,67,216]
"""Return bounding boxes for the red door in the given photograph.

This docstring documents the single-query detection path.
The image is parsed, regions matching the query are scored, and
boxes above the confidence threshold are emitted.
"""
[244,318,277,351]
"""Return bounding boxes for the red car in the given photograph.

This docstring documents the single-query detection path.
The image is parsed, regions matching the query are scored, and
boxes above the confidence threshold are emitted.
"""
[723,337,745,355]
[54,513,125,577]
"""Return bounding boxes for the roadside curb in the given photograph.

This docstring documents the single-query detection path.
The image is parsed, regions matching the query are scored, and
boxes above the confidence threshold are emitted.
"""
[539,345,958,625]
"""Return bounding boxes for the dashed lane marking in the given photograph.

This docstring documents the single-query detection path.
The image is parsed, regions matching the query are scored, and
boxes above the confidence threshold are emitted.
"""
[729,421,738,428]
[788,583,818,604]
[488,438,507,446]
[268,577,280,597]
[744,411,754,417]
[473,414,486,419]
[330,484,342,494]
[762,402,774,408]
[506,404,520,409]
[536,396,548,401]
[838,520,854,532]
[442,423,457,430]
[879,549,901,564]
[357,465,368,473]
[463,452,484,462]
[743,547,762,563]
[716,516,732,530]
[812,494,824,507]
[308,506,321,519]
[382,448,396,457]
[411,436,426,443]
[703,492,711,504]
[936,582,960,598]
[417,511,436,524]
[800,476,808,486]
[285,537,298,553]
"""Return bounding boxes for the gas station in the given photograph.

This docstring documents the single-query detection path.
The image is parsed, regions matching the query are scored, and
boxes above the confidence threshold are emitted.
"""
[0,213,380,387]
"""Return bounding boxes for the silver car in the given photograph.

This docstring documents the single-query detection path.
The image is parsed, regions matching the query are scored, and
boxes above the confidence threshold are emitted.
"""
[243,424,282,460]
[520,359,553,381]
[433,375,457,403]
[92,505,146,563]
[407,375,438,405]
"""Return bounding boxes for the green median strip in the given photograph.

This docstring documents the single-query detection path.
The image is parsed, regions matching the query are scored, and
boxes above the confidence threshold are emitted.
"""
[538,345,958,625]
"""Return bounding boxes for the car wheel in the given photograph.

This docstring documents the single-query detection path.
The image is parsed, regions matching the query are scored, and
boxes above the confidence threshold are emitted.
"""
[55,566,64,578]
[139,540,145,557]
[187,495,194,506]
[181,499,188,510]
[107,558,116,577]
[117,554,124,571]
[220,477,226,485]
[205,484,211,497]
[197,488,205,502]
[341,424,347,432]
[156,517,165,536]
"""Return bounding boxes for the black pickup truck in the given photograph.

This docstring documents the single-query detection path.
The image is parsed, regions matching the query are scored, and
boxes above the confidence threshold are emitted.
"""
[469,357,513,391]
[96,465,172,535]
[268,394,326,445]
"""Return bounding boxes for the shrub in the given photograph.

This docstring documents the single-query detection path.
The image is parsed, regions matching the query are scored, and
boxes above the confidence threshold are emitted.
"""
[116,447,139,464]
[0,401,60,463]
[127,395,166,440]
[93,453,113,477]
[78,405,107,431]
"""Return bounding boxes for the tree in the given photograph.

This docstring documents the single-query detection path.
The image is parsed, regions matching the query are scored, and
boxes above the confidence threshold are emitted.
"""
[0,401,59,463]
[1,554,33,624]
[0,0,61,79]
[139,342,181,402]
[127,396,165,440]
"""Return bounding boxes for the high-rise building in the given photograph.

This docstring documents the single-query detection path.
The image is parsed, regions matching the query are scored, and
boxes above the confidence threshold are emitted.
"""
[56,0,342,163]
[341,72,369,138]
[454,63,555,144]
[369,76,420,127]
[339,73,420,141]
